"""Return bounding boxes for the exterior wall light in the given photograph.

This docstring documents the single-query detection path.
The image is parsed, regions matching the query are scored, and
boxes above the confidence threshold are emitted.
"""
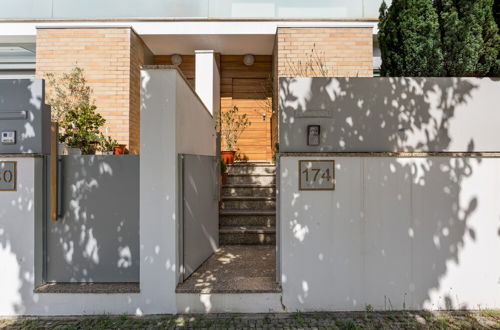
[243,54,255,66]
[171,54,182,66]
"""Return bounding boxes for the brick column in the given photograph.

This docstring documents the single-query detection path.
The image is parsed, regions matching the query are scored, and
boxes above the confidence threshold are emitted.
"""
[276,27,373,78]
[36,27,150,154]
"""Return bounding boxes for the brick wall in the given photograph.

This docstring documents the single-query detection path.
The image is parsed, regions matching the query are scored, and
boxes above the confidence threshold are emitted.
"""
[36,27,149,154]
[276,27,373,77]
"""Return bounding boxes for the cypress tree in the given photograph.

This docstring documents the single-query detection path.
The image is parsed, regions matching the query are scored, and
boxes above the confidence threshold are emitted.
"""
[435,0,500,76]
[495,0,500,27]
[379,0,444,76]
[492,0,500,75]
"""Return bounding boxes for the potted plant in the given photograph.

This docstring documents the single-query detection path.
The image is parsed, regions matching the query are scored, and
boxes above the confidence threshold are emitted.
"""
[59,105,106,155]
[99,134,117,155]
[219,105,251,164]
[113,144,127,155]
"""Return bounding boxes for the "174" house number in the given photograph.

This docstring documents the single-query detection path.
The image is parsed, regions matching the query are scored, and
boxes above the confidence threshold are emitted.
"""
[299,160,335,191]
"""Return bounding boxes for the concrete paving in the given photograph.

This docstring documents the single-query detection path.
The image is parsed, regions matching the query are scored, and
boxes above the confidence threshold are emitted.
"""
[176,245,280,293]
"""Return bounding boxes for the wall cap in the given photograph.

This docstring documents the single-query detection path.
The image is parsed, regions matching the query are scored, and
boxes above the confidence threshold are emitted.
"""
[279,152,500,158]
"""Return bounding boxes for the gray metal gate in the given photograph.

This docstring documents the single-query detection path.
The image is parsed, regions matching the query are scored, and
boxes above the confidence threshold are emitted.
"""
[179,154,219,282]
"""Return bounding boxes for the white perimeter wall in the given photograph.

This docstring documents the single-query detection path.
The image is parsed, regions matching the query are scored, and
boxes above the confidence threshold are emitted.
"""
[0,68,215,316]
[280,155,500,311]
[280,77,500,153]
[176,71,216,156]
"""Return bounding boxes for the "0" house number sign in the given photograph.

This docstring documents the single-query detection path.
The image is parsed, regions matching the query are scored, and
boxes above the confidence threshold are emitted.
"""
[0,161,16,191]
[299,160,335,191]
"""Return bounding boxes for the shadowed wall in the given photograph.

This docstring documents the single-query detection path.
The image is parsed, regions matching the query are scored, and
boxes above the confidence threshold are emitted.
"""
[45,156,139,283]
[280,77,500,153]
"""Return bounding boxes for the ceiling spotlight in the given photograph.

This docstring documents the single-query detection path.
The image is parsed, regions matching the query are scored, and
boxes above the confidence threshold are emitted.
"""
[243,54,255,66]
[171,54,182,66]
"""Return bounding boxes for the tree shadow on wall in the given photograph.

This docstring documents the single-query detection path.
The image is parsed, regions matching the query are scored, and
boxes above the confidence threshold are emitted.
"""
[279,77,500,310]
[45,155,140,284]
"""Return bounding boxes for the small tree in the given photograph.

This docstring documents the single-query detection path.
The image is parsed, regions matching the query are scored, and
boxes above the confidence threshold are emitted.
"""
[59,105,106,154]
[220,106,251,151]
[379,0,444,76]
[45,66,94,124]
[435,0,500,76]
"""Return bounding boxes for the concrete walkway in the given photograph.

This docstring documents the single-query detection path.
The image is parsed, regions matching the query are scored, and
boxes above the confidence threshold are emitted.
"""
[176,245,280,293]
[1,311,499,329]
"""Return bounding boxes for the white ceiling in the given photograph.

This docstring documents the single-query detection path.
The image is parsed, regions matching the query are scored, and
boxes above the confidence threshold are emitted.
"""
[141,34,275,55]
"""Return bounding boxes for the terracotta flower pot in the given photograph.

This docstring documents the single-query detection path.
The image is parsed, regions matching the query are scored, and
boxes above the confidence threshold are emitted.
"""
[113,144,127,155]
[221,151,236,164]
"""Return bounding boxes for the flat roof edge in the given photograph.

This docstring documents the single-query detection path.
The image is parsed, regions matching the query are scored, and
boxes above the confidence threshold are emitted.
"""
[0,17,379,23]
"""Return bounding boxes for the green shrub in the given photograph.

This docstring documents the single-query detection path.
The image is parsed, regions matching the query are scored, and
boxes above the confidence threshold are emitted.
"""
[379,0,500,76]
[59,105,106,154]
[379,0,444,76]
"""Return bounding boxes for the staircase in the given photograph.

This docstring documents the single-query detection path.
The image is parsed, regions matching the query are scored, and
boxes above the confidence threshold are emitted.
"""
[220,162,276,245]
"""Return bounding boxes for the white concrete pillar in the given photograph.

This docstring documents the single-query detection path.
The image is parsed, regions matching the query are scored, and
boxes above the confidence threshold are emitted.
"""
[195,50,220,116]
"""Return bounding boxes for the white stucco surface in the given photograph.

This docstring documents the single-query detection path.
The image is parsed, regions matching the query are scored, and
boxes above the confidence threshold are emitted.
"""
[177,68,216,156]
[279,155,500,311]
[0,68,216,316]
[280,77,500,153]
[194,50,220,117]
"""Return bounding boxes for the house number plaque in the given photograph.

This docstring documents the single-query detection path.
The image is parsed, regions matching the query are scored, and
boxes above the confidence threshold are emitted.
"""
[0,161,16,191]
[299,160,335,191]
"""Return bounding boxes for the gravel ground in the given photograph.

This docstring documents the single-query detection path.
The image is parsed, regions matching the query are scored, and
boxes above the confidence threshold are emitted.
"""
[1,310,499,329]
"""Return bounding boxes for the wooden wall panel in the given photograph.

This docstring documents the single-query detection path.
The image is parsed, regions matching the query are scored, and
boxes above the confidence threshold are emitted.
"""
[221,55,273,161]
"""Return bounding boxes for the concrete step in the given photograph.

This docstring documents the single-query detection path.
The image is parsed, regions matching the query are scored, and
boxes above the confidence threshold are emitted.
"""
[219,226,276,245]
[222,184,275,197]
[227,164,276,175]
[220,209,276,227]
[226,174,275,185]
[221,196,276,211]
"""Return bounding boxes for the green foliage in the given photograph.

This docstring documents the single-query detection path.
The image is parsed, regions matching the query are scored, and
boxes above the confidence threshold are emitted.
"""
[220,158,227,174]
[45,66,94,123]
[492,0,500,75]
[59,105,106,154]
[379,0,444,76]
[219,105,251,151]
[272,142,279,163]
[99,134,118,152]
[379,0,500,76]
[496,0,500,27]
[435,0,500,76]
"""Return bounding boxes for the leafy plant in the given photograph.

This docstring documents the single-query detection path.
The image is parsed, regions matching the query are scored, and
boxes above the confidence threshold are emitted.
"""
[379,0,444,76]
[379,0,500,77]
[272,142,279,163]
[99,133,118,152]
[220,158,227,174]
[59,105,106,154]
[435,0,500,76]
[219,106,251,151]
[45,66,94,124]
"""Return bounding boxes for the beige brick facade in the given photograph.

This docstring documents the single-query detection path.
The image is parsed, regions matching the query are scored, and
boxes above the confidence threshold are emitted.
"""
[36,27,149,154]
[276,27,373,77]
